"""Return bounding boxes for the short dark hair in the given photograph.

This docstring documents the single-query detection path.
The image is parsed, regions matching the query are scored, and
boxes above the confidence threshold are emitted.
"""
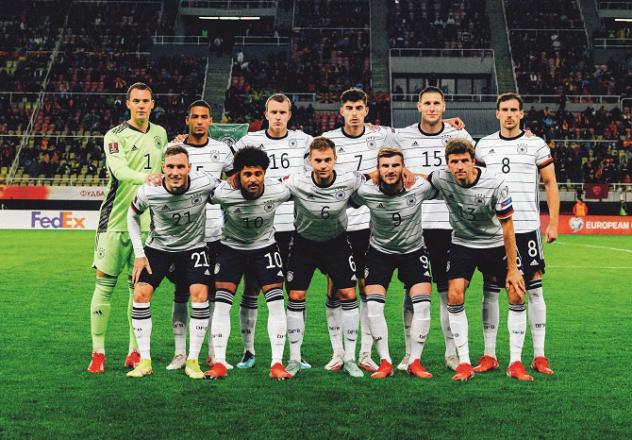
[233,146,270,172]
[445,139,475,161]
[165,145,189,158]
[187,100,212,117]
[496,92,523,110]
[377,146,404,165]
[126,82,153,100]
[340,88,367,105]
[309,136,336,155]
[418,86,444,102]
[265,93,292,111]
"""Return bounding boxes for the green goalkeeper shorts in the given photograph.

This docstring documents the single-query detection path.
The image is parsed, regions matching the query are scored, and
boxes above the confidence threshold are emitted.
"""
[92,231,147,277]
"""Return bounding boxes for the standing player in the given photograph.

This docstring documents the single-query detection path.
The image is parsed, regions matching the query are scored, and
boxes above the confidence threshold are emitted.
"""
[350,147,437,379]
[87,82,167,373]
[165,100,234,371]
[283,137,366,378]
[474,93,559,375]
[428,139,529,382]
[320,88,398,372]
[231,94,313,369]
[126,146,219,379]
[204,147,292,380]
[393,86,474,372]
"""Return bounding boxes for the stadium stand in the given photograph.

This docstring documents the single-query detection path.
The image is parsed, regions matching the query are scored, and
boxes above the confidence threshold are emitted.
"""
[388,0,490,49]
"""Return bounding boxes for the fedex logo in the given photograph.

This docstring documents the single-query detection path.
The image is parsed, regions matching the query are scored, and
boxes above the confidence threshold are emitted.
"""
[31,211,86,229]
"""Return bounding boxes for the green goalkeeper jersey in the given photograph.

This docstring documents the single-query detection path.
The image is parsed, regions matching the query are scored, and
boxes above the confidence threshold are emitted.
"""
[97,121,168,232]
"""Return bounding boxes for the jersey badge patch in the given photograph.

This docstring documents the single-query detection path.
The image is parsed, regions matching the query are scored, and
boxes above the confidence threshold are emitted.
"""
[367,139,377,149]
[108,142,119,154]
[475,194,485,205]
[407,195,417,206]
[154,136,163,149]
[517,144,528,154]
[264,201,275,212]
[335,190,345,200]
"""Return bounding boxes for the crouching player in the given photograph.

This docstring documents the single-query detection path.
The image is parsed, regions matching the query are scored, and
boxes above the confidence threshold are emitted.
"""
[350,147,438,379]
[428,139,529,381]
[205,146,292,380]
[127,146,219,379]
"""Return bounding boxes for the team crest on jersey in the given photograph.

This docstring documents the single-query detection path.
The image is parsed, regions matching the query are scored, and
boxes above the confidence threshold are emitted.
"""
[96,247,105,259]
[211,153,220,162]
[192,196,202,206]
[441,134,452,145]
[154,136,163,149]
[367,138,377,149]
[475,194,485,205]
[286,271,294,282]
[263,201,275,212]
[407,195,417,207]
[289,139,297,148]
[168,263,176,273]
[108,142,119,154]
[517,143,528,154]
[335,190,345,200]
[500,186,510,199]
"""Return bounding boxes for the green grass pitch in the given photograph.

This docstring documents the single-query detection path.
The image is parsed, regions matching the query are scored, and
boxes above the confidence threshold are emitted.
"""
[0,231,630,439]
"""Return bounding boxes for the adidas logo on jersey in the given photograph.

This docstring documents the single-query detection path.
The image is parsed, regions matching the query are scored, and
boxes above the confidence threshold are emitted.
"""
[530,259,539,266]
[204,269,211,275]
[235,208,241,213]
[489,148,495,154]
[276,270,284,277]
[131,145,139,151]
[412,141,418,146]
[377,203,385,208]
[338,147,346,153]
[161,205,169,210]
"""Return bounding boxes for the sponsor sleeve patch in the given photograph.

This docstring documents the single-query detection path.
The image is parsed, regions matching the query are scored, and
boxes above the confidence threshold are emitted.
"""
[108,142,119,154]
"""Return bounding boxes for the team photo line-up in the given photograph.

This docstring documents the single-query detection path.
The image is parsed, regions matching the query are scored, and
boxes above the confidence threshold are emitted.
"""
[87,82,559,382]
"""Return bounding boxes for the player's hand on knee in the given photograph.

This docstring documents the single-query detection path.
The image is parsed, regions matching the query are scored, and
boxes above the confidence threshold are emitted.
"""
[443,117,464,130]
[505,269,525,301]
[132,257,152,284]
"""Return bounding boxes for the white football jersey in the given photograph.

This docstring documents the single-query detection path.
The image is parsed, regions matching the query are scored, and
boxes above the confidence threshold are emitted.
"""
[211,178,291,250]
[283,171,365,241]
[322,125,398,231]
[132,171,220,252]
[475,130,553,233]
[168,138,233,243]
[352,177,438,254]
[429,167,513,249]
[395,122,474,230]
[232,129,313,232]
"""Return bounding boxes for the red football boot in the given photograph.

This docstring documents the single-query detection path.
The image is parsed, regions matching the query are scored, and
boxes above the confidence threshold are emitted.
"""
[531,356,554,374]
[407,359,433,379]
[473,355,499,373]
[204,362,228,379]
[269,363,293,380]
[87,352,105,373]
[507,361,535,381]
[451,363,475,381]
[371,359,394,379]
[124,351,141,369]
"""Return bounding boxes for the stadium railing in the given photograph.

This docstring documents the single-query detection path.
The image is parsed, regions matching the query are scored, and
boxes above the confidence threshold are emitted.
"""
[389,48,494,58]
[152,36,209,45]
[391,94,499,103]
[593,37,632,48]
[391,94,621,105]
[179,0,278,9]
[597,1,632,9]
[234,36,290,46]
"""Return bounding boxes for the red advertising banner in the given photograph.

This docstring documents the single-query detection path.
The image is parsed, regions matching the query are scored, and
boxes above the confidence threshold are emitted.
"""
[0,185,105,201]
[541,214,632,235]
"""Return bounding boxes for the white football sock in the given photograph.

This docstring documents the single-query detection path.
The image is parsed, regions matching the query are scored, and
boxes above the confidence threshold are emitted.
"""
[207,299,215,358]
[172,299,188,356]
[403,294,413,356]
[409,295,431,363]
[265,289,286,365]
[341,299,360,362]
[286,299,305,362]
[508,303,527,364]
[131,302,152,360]
[211,291,234,364]
[527,280,546,357]
[240,294,258,355]
[359,295,373,355]
[438,289,456,357]
[447,303,470,365]
[188,301,209,361]
[482,282,500,358]
[366,294,390,363]
[326,296,344,357]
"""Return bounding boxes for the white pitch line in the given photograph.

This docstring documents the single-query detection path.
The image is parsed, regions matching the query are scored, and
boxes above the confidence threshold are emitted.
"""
[556,242,632,254]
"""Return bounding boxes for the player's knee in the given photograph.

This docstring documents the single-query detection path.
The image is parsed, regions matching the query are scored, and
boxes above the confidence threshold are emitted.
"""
[134,283,153,302]
[448,288,464,305]
[262,285,284,303]
[506,287,524,305]
[189,284,208,302]
[173,285,190,303]
[289,290,306,301]
[337,287,356,301]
